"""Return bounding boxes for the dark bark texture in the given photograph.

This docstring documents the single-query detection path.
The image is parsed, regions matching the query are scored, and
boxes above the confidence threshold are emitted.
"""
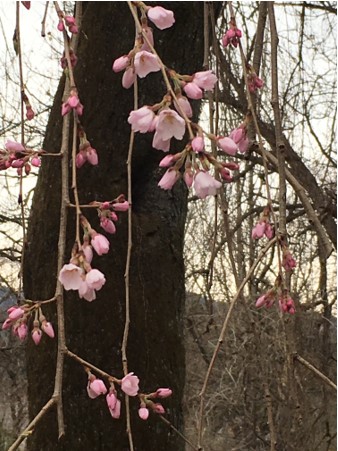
[23,3,208,450]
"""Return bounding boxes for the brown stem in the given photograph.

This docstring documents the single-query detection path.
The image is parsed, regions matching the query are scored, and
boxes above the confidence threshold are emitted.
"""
[41,1,49,37]
[65,349,119,382]
[159,415,199,451]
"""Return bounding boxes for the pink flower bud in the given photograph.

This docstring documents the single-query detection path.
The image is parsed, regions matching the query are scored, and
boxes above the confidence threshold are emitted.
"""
[83,244,93,264]
[57,20,65,32]
[122,67,136,89]
[31,156,41,167]
[106,391,121,419]
[251,222,265,239]
[183,82,203,100]
[152,403,165,414]
[26,107,34,121]
[112,55,129,73]
[32,328,42,345]
[191,136,204,153]
[158,169,180,191]
[11,159,25,168]
[138,407,149,420]
[86,269,106,291]
[5,140,25,152]
[17,323,28,340]
[112,201,129,212]
[217,137,238,156]
[159,155,175,168]
[193,71,218,91]
[156,388,172,398]
[61,102,71,116]
[76,150,87,168]
[8,307,25,321]
[41,321,55,338]
[100,218,116,234]
[87,147,98,165]
[91,233,110,255]
[2,318,12,330]
[184,169,194,188]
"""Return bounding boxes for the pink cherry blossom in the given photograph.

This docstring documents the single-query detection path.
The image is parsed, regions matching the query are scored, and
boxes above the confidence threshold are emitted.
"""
[217,137,238,156]
[193,71,218,91]
[106,392,121,419]
[147,6,175,30]
[86,269,106,291]
[191,136,204,153]
[158,169,180,190]
[112,55,129,73]
[87,378,107,399]
[78,280,96,302]
[26,107,35,120]
[83,244,93,264]
[58,263,84,290]
[121,372,139,396]
[91,233,110,255]
[152,131,171,152]
[156,109,185,141]
[5,140,25,152]
[193,171,222,199]
[134,51,160,78]
[122,68,136,89]
[183,82,203,100]
[128,106,155,133]
[156,388,172,398]
[138,407,149,420]
[174,95,193,118]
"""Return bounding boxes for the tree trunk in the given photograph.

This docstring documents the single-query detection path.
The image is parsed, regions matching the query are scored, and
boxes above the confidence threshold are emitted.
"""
[23,2,208,449]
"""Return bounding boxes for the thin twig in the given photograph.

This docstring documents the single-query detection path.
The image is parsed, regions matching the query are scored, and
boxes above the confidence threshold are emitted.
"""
[159,415,199,451]
[65,348,119,382]
[8,398,56,451]
[294,353,337,391]
[41,1,49,37]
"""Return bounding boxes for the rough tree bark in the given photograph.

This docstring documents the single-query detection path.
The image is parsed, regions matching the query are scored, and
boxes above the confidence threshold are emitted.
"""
[23,3,210,450]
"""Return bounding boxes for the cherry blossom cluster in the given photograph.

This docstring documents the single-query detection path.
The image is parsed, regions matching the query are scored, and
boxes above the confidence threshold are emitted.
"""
[0,140,42,174]
[255,284,296,315]
[246,64,264,93]
[62,88,83,117]
[252,206,274,240]
[56,12,78,35]
[76,127,98,168]
[95,195,130,235]
[222,18,242,48]
[2,304,55,345]
[86,369,172,421]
